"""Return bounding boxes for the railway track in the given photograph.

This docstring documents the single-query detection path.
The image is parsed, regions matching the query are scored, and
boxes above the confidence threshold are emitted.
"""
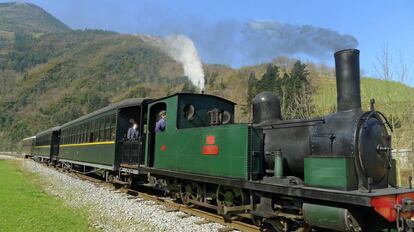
[54,165,260,232]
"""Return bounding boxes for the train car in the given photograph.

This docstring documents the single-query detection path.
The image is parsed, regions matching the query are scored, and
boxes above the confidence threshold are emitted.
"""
[27,49,414,231]
[58,98,151,176]
[22,136,36,158]
[33,126,61,163]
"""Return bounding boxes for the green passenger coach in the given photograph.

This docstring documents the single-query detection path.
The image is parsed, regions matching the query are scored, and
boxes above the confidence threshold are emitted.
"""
[33,126,61,162]
[59,98,151,170]
[22,136,36,158]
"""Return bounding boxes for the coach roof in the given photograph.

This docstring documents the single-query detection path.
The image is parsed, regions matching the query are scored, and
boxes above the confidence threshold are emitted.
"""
[36,126,62,137]
[61,98,150,128]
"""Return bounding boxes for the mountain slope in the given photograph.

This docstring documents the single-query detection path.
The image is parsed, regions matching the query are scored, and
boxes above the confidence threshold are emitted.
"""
[0,2,70,35]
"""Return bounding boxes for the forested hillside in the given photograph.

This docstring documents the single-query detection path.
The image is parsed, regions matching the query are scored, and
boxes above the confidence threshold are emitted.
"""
[0,2,412,150]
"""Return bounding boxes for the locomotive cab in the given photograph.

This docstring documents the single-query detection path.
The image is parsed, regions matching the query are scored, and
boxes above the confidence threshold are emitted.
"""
[145,93,264,179]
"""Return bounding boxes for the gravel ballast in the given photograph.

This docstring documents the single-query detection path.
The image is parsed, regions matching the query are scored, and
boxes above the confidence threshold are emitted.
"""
[1,155,227,232]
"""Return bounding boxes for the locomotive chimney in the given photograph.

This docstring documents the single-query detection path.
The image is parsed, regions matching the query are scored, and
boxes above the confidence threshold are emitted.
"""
[334,49,362,112]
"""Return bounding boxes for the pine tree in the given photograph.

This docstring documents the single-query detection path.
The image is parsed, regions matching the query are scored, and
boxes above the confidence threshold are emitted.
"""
[181,77,197,93]
[281,60,313,119]
[247,72,257,106]
[244,72,257,118]
[290,60,310,88]
[257,64,279,93]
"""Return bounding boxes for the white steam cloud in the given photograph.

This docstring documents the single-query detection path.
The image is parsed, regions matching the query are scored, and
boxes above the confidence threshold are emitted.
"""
[142,34,205,90]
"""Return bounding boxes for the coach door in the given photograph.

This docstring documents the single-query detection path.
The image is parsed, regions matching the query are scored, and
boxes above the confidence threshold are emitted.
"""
[147,102,167,167]
[118,105,147,168]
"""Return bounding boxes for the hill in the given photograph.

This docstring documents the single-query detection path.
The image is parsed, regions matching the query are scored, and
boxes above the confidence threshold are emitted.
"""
[0,2,412,151]
[0,2,69,35]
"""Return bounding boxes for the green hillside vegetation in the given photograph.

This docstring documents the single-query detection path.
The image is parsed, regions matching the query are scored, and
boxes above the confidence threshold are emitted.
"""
[0,2,412,151]
[0,2,69,34]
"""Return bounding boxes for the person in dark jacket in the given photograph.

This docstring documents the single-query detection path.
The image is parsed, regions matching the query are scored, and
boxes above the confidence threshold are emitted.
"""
[127,122,140,140]
[155,111,166,132]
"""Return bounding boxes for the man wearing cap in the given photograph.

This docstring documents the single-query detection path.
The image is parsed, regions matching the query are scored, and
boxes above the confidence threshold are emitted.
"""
[155,111,166,132]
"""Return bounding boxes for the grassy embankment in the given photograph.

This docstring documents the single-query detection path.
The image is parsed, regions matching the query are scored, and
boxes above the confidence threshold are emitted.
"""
[0,160,95,232]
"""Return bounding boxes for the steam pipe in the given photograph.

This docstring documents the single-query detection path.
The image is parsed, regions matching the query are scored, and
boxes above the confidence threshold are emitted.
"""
[334,49,362,111]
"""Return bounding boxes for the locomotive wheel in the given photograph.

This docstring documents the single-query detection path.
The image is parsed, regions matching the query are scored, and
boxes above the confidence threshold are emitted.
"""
[105,172,114,183]
[252,215,264,227]
[180,182,202,207]
[216,185,247,217]
[261,219,286,232]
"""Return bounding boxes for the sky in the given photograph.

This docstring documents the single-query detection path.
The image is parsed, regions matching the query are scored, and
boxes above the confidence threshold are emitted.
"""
[5,0,414,86]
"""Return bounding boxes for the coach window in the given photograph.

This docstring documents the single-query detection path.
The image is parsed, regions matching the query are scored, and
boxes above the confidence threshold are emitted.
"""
[84,123,88,143]
[97,119,100,142]
[79,125,83,143]
[100,117,105,141]
[80,124,84,143]
[103,117,108,141]
[93,120,98,142]
[81,125,84,143]
[82,124,85,143]
[99,118,104,142]
[82,124,86,143]
[102,116,107,141]
[76,126,80,144]
[94,120,98,142]
[88,122,94,142]
[104,117,108,141]
[89,122,94,142]
[92,119,98,142]
[79,125,82,143]
[104,116,109,141]
[76,126,79,144]
[75,126,78,144]
[69,128,72,144]
[110,114,116,141]
[75,126,78,143]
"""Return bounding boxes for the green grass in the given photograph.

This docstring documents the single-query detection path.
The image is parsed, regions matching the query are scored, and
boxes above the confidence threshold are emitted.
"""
[0,160,95,232]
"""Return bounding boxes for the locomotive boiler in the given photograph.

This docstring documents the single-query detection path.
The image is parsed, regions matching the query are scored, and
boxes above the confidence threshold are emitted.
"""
[253,49,394,191]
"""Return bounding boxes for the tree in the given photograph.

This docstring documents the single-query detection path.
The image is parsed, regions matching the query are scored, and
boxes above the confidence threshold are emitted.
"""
[375,45,413,150]
[257,64,279,93]
[244,72,257,118]
[280,61,314,119]
[247,72,257,106]
[181,77,197,93]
